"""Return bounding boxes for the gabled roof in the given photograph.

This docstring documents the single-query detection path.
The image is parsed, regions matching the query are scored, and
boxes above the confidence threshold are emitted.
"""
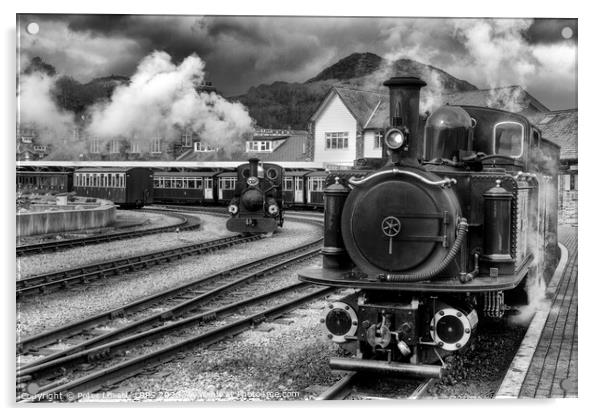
[176,134,309,162]
[317,85,551,131]
[441,86,550,113]
[529,109,578,161]
[246,134,308,162]
[310,87,387,129]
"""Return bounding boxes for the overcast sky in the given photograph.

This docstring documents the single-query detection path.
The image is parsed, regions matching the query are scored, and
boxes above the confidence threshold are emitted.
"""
[17,15,577,110]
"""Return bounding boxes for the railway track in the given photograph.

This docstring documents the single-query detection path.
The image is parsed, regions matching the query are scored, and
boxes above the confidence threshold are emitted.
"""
[17,242,328,402]
[317,372,437,400]
[16,210,201,256]
[16,234,260,297]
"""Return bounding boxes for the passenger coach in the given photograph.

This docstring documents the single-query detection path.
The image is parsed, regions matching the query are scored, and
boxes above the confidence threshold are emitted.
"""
[153,171,217,204]
[16,171,72,194]
[73,167,153,207]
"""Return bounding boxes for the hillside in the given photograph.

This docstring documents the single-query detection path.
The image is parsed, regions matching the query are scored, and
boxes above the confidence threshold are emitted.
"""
[26,53,477,130]
[234,52,478,129]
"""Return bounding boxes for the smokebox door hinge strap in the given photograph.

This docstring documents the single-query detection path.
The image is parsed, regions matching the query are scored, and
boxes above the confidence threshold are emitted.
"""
[348,168,457,187]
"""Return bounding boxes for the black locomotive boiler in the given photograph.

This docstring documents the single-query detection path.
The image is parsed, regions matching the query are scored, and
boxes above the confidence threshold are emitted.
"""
[226,158,284,234]
[299,76,560,377]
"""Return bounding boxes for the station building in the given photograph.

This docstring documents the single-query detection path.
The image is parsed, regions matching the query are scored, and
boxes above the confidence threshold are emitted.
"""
[531,109,578,224]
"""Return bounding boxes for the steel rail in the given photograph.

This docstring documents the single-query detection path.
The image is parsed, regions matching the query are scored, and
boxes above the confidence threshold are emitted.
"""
[316,372,359,400]
[408,378,436,399]
[17,234,260,296]
[16,237,323,357]
[17,246,321,373]
[21,286,334,402]
[17,280,317,387]
[16,210,200,256]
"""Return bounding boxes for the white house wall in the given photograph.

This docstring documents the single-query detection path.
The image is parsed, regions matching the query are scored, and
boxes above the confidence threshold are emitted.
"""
[363,130,382,158]
[313,94,357,165]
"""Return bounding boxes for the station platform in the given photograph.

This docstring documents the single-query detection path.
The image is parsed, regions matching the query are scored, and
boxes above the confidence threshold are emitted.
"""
[497,225,578,398]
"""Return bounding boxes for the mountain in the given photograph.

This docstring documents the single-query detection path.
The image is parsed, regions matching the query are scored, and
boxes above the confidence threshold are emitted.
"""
[53,75,130,115]
[233,52,478,129]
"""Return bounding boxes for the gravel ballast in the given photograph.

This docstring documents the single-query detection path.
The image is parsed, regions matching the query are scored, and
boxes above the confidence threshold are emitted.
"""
[16,218,322,339]
[88,257,350,402]
[16,213,234,279]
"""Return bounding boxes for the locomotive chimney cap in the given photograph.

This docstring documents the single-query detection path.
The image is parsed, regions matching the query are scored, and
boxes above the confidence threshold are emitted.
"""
[383,76,426,88]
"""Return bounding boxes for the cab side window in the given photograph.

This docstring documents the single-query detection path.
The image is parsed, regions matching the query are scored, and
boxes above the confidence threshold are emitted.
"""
[494,122,524,158]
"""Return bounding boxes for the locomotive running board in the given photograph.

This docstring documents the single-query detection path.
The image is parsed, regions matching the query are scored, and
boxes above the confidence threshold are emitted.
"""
[329,357,444,378]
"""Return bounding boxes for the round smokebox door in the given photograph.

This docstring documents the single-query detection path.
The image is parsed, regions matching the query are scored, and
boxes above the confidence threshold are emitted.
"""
[348,180,441,272]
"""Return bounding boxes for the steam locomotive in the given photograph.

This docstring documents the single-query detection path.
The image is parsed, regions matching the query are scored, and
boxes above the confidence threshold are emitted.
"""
[298,77,560,377]
[226,158,285,234]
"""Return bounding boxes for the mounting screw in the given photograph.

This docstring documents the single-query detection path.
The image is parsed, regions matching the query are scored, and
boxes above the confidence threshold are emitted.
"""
[320,318,325,323]
[456,312,462,317]
[439,311,445,316]
[327,334,333,339]
[328,304,333,309]
[465,328,471,334]
[456,343,462,348]
[345,305,349,310]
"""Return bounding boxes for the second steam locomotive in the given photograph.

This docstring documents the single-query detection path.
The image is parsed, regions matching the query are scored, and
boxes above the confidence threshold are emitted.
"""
[299,76,560,377]
[226,158,284,234]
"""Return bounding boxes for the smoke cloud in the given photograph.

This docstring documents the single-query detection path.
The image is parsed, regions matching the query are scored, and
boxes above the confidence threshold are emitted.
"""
[17,52,255,159]
[18,71,77,143]
[376,18,576,113]
[87,51,254,155]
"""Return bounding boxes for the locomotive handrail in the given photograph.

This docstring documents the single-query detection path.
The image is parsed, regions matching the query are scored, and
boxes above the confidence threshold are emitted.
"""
[513,171,538,182]
[348,168,457,188]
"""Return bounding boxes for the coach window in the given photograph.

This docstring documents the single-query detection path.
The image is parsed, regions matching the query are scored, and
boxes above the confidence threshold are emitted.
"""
[284,177,293,191]
[493,121,524,158]
[205,178,212,189]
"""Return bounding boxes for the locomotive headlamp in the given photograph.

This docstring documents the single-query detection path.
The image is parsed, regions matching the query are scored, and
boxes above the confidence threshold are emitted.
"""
[268,204,279,215]
[323,301,358,343]
[228,204,238,215]
[384,128,407,150]
[247,176,259,186]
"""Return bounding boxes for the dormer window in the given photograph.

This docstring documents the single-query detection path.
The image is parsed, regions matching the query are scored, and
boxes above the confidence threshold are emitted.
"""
[246,141,273,152]
[493,121,524,158]
[182,129,193,147]
[194,142,217,152]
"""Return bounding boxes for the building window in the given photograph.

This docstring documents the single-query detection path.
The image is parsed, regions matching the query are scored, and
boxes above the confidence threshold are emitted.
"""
[151,138,162,154]
[374,131,383,149]
[570,174,577,191]
[182,130,193,147]
[129,142,141,154]
[325,132,349,149]
[90,139,101,154]
[194,142,217,152]
[110,140,120,154]
[246,141,273,152]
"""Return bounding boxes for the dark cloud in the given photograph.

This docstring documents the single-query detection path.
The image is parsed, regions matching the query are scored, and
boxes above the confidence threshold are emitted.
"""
[17,15,577,110]
[525,18,577,44]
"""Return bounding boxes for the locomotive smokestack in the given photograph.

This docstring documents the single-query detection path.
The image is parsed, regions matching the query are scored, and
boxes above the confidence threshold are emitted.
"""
[383,77,426,163]
[248,157,259,177]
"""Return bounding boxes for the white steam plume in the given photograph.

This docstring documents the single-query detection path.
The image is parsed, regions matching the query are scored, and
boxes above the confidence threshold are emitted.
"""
[510,175,559,325]
[87,51,254,156]
[18,71,77,146]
